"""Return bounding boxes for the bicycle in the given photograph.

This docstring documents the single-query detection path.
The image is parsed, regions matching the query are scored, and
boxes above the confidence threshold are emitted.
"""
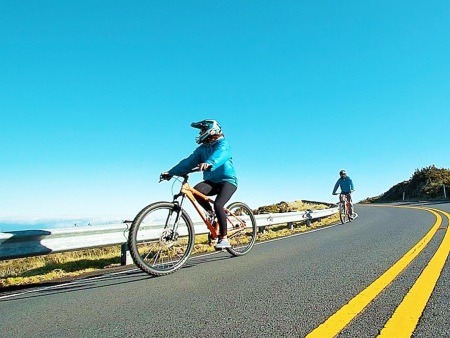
[335,192,356,224]
[127,169,257,276]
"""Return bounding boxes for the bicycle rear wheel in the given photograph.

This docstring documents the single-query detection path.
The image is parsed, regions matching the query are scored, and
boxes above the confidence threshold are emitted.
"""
[128,202,195,276]
[224,202,257,256]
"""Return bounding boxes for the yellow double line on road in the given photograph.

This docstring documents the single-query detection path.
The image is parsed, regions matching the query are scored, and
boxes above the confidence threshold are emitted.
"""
[306,206,449,338]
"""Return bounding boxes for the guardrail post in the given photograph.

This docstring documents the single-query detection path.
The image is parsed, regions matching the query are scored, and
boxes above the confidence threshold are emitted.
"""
[121,243,133,266]
[287,222,294,230]
[258,213,274,234]
[304,210,313,227]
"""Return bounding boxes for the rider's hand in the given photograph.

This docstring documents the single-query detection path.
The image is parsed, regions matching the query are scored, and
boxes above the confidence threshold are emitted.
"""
[198,163,211,171]
[160,172,172,181]
[332,192,337,195]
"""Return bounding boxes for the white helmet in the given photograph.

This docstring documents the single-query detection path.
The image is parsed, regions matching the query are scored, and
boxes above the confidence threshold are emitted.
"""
[191,119,222,144]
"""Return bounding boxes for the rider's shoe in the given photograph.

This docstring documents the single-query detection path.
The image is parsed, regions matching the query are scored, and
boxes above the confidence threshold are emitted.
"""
[215,238,231,250]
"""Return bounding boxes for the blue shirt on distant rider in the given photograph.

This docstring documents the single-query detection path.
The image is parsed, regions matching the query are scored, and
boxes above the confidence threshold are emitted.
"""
[333,176,354,194]
[168,136,237,187]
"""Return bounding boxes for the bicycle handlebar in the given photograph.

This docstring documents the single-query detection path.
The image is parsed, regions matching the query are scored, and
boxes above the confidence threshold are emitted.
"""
[333,191,354,195]
[159,166,210,183]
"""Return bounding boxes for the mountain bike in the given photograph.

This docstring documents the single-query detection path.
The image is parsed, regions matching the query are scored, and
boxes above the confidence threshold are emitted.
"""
[128,170,257,276]
[337,193,356,224]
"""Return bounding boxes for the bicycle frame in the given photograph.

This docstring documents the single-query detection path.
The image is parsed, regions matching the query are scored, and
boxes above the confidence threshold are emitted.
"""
[175,177,218,237]
[172,175,246,240]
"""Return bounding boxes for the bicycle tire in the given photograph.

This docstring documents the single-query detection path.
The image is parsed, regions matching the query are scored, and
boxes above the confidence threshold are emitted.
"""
[339,202,349,224]
[224,202,257,256]
[128,201,195,276]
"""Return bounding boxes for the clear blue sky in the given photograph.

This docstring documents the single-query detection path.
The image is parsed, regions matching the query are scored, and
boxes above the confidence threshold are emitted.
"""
[1,1,449,226]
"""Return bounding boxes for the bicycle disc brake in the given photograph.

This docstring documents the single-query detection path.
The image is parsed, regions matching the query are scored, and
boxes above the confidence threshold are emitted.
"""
[159,229,179,249]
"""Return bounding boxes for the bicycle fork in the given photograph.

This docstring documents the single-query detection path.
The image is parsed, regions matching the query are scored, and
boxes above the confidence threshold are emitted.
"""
[163,194,186,241]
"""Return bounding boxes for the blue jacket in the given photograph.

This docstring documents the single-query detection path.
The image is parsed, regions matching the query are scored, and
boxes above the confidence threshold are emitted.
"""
[333,176,354,194]
[168,137,238,187]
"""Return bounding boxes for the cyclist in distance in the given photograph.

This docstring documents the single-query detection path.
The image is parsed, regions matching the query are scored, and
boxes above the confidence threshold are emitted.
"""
[160,119,237,250]
[332,169,355,219]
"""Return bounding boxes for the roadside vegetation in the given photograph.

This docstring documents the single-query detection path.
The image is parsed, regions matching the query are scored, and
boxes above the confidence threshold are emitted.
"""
[361,165,450,203]
[1,200,339,288]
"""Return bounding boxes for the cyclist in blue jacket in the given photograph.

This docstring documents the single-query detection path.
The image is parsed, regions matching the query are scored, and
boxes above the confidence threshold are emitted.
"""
[160,119,237,250]
[332,169,356,219]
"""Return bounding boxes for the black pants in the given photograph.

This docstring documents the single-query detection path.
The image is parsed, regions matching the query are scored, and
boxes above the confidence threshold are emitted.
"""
[193,181,237,238]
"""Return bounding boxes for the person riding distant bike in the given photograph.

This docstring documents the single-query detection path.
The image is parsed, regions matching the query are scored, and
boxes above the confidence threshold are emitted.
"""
[160,119,237,250]
[332,169,355,219]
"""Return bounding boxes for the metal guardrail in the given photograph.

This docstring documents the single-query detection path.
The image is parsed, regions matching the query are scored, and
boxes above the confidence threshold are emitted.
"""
[0,207,338,264]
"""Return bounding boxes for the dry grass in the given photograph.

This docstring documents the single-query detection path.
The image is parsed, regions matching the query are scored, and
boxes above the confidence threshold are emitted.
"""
[287,200,330,211]
[1,203,339,288]
[1,247,122,288]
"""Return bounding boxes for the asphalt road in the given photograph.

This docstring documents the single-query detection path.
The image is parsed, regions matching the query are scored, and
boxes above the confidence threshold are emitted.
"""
[1,203,449,337]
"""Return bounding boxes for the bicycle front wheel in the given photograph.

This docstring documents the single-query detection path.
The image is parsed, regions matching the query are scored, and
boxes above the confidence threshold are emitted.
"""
[128,202,195,276]
[339,203,349,224]
[225,202,257,256]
